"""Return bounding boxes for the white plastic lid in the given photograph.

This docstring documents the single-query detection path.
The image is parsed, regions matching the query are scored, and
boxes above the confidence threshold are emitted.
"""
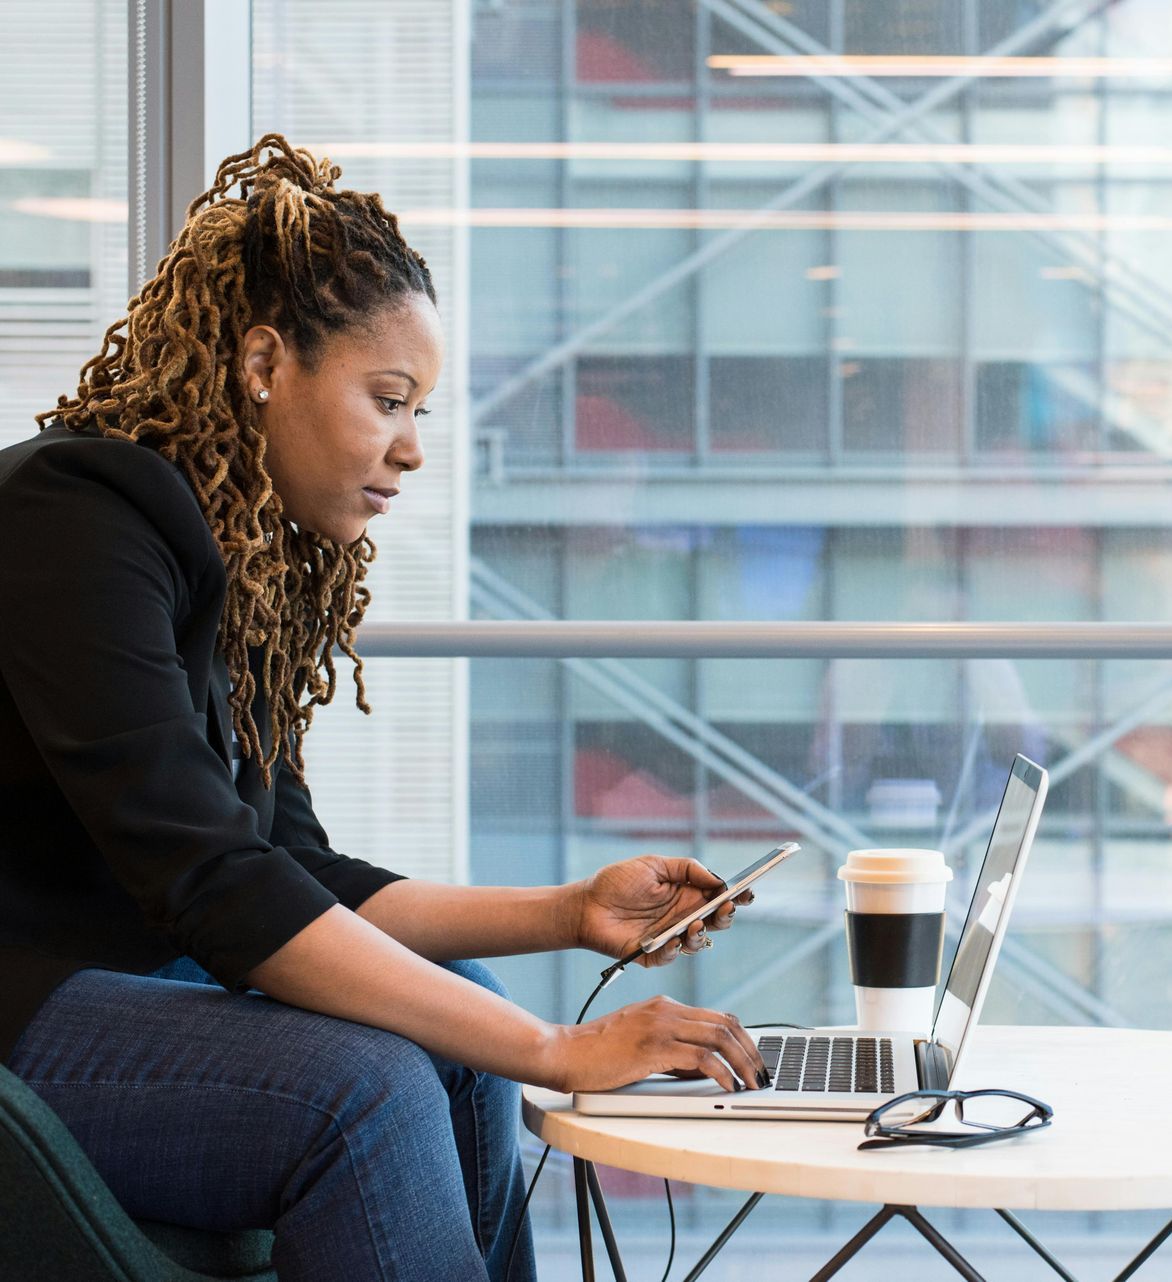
[837,848,954,885]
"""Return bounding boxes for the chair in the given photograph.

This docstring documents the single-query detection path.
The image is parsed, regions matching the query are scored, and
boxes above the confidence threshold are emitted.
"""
[0,1062,275,1281]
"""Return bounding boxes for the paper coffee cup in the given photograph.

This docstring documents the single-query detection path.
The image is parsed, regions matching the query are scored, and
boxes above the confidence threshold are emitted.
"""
[838,849,953,1033]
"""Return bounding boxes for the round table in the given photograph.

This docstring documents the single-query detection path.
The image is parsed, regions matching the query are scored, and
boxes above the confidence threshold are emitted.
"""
[522,1026,1172,1281]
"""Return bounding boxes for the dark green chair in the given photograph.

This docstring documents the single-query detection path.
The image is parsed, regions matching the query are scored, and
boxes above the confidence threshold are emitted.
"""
[0,1062,276,1280]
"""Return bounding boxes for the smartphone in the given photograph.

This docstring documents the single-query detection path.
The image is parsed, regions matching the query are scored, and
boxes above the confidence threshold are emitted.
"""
[637,843,801,954]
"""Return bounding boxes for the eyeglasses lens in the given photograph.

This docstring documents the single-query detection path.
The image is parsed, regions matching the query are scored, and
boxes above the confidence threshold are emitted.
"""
[954,1093,1040,1133]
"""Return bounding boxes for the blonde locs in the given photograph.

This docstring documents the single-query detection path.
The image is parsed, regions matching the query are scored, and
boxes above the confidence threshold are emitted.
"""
[35,133,437,788]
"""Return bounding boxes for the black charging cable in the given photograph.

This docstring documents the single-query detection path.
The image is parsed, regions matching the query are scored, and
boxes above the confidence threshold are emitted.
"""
[503,929,812,1282]
[504,968,616,1280]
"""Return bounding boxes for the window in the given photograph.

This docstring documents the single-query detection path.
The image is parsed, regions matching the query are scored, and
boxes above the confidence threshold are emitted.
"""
[0,0,127,452]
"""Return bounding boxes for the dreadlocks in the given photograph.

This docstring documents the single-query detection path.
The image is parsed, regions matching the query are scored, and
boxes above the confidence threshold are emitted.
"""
[35,133,437,788]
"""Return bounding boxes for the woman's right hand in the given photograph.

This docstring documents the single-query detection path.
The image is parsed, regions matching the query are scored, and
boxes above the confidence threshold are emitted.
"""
[540,995,769,1094]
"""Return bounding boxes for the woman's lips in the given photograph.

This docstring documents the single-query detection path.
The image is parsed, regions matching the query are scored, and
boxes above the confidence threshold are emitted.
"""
[362,487,397,514]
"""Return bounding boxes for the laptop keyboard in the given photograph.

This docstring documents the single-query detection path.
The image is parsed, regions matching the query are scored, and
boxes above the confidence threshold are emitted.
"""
[756,1034,895,1094]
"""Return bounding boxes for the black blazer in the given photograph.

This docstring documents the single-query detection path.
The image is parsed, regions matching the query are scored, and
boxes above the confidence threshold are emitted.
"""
[0,423,403,1062]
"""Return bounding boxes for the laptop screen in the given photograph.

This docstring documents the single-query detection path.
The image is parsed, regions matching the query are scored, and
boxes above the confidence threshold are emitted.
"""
[930,756,1047,1060]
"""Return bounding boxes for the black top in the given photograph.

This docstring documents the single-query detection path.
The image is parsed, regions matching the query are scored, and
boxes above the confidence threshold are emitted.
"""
[0,423,405,1062]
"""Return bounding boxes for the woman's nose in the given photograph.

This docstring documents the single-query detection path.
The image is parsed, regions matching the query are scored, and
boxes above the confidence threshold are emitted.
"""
[392,422,425,472]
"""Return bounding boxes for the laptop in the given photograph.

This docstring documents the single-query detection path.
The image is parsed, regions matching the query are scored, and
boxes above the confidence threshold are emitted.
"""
[574,754,1048,1122]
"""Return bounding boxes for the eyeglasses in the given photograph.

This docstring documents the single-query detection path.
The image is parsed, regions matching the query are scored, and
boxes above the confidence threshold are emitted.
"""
[860,1088,1053,1151]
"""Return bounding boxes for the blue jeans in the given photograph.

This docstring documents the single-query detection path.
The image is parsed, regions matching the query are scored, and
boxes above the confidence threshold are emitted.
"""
[7,956,536,1282]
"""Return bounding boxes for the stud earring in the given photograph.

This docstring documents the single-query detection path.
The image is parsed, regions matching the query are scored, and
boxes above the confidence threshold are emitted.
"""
[256,388,269,402]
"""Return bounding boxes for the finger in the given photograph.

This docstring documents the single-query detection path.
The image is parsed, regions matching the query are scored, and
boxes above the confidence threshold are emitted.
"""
[718,1022,766,1090]
[720,1011,767,1078]
[692,1010,769,1082]
[659,857,725,895]
[675,1017,762,1090]
[685,1047,739,1094]
[733,888,756,906]
[642,937,683,968]
[677,923,712,953]
[650,915,714,964]
[681,920,710,954]
[710,902,736,931]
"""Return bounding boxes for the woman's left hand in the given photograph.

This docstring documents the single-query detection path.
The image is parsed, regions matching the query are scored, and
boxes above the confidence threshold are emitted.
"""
[572,855,754,967]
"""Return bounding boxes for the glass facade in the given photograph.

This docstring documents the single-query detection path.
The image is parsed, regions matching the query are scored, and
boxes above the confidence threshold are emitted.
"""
[462,2,1172,1269]
[466,0,1172,989]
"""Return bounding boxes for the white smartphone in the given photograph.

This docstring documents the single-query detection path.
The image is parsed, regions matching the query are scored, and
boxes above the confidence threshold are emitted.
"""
[637,843,801,954]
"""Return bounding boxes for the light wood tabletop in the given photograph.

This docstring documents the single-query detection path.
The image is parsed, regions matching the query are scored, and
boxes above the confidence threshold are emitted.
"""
[523,1025,1172,1213]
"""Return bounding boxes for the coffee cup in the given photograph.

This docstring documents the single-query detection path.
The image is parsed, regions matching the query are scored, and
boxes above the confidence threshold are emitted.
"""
[837,848,953,1033]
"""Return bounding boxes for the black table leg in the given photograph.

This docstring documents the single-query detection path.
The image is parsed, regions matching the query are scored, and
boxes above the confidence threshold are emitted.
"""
[679,1192,765,1282]
[808,1204,900,1280]
[809,1205,987,1281]
[573,1157,595,1282]
[996,1209,1079,1281]
[584,1162,629,1282]
[1114,1216,1172,1282]
[996,1208,1172,1282]
[571,1159,1170,1282]
[901,1206,988,1281]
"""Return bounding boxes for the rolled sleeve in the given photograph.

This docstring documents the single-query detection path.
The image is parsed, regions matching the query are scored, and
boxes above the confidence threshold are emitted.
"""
[270,753,407,911]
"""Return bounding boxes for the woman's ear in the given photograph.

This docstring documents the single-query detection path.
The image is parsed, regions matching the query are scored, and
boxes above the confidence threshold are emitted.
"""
[240,324,288,395]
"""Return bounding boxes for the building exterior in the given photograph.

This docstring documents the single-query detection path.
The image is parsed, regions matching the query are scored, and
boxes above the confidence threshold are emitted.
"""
[465,0,1172,1037]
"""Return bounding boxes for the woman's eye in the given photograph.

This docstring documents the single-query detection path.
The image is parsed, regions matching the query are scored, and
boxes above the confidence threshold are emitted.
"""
[377,397,431,418]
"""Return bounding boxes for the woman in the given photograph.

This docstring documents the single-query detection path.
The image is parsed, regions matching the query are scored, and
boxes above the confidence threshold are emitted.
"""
[0,135,767,1282]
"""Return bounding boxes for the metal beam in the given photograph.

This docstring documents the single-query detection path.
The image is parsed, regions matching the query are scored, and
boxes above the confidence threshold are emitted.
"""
[358,620,1172,660]
[719,0,1172,344]
[128,0,251,299]
[128,0,169,296]
[471,468,1172,528]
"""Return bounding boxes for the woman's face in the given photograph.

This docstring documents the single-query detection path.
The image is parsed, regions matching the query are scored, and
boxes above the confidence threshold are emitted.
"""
[242,292,444,544]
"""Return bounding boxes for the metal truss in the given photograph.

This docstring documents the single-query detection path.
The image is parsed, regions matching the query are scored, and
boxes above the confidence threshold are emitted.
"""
[708,0,1172,456]
[714,0,1172,343]
[469,0,1120,430]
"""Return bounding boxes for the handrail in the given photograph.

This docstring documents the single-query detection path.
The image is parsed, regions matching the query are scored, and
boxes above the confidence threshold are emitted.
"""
[357,621,1172,659]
